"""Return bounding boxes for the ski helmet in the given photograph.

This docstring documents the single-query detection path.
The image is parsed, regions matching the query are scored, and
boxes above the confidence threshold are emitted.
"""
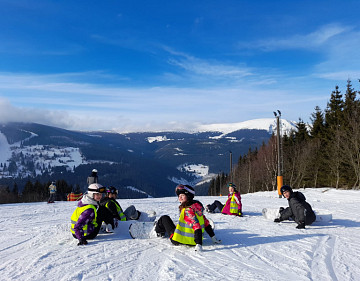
[107,186,118,195]
[280,185,293,195]
[227,182,237,191]
[92,169,98,173]
[175,184,195,200]
[88,183,105,197]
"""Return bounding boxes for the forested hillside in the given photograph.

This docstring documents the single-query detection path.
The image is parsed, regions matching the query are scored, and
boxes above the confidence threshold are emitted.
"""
[210,80,360,195]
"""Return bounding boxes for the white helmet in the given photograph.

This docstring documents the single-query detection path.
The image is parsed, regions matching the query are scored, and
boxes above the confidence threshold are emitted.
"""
[92,169,98,173]
[88,183,105,197]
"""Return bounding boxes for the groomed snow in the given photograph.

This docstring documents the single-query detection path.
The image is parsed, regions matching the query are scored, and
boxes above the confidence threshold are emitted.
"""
[1,188,359,281]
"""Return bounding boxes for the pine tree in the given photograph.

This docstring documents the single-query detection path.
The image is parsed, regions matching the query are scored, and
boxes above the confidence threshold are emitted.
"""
[310,106,325,138]
[343,79,357,118]
[294,118,309,143]
[325,85,344,128]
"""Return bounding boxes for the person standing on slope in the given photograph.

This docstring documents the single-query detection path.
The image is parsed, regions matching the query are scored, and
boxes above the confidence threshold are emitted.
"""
[87,169,98,186]
[206,182,242,216]
[274,185,316,229]
[70,183,107,245]
[48,181,57,203]
[155,184,221,252]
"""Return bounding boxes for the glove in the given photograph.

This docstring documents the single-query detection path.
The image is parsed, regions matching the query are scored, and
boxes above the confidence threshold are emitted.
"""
[296,222,305,229]
[274,218,281,223]
[194,244,203,252]
[114,219,119,228]
[211,235,221,244]
[77,239,88,246]
[279,207,285,213]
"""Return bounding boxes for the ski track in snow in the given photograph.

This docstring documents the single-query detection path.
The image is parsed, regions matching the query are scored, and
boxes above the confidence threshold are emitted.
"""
[0,188,359,281]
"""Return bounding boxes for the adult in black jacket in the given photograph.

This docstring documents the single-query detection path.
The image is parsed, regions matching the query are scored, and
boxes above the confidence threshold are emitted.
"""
[274,185,316,229]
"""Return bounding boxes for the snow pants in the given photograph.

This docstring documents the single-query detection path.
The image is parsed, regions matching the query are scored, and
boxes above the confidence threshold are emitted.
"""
[124,205,141,220]
[48,193,56,203]
[207,200,224,213]
[280,207,316,225]
[155,215,181,245]
[155,215,211,246]
[97,206,116,228]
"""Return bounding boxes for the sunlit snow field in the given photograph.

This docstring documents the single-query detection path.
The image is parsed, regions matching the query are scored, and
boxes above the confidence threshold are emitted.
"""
[0,188,359,281]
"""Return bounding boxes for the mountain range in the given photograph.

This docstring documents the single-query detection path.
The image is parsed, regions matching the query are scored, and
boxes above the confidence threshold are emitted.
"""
[0,118,296,197]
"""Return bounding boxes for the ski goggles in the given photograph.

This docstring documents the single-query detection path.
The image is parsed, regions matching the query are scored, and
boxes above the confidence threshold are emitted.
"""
[88,186,106,193]
[228,183,236,188]
[175,184,195,196]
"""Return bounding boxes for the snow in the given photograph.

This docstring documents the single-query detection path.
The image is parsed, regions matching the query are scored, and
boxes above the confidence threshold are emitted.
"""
[123,185,152,197]
[0,131,86,177]
[1,188,359,281]
[198,118,296,135]
[0,132,11,165]
[177,163,209,178]
[147,135,172,143]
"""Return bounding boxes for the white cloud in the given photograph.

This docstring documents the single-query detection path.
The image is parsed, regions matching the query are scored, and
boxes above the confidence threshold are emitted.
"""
[239,23,350,51]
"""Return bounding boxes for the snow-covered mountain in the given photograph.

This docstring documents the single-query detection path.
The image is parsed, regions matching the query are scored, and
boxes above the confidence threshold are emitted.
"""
[197,118,295,135]
[0,119,296,196]
[0,188,358,280]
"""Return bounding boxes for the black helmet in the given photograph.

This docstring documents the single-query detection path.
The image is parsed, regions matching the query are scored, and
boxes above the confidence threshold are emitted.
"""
[280,185,293,195]
[175,184,195,200]
[106,186,118,195]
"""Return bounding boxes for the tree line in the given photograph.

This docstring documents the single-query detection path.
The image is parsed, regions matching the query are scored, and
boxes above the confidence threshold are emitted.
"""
[0,180,78,204]
[209,79,360,195]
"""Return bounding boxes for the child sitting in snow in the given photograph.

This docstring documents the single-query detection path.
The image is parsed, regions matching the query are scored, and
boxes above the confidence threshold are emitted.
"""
[154,184,221,252]
[99,186,142,231]
[70,183,110,245]
[206,183,242,216]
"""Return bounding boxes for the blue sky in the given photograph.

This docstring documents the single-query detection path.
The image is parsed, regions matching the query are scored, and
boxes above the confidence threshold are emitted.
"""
[0,0,360,132]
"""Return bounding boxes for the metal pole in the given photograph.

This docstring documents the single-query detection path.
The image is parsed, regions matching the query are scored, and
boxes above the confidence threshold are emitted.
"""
[219,171,222,196]
[276,115,283,198]
[276,116,281,176]
[229,151,233,182]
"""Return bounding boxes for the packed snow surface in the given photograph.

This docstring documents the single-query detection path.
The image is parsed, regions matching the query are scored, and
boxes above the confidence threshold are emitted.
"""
[1,188,359,281]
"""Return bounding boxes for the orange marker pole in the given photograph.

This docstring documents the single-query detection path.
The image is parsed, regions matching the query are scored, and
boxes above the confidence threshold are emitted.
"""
[277,176,283,198]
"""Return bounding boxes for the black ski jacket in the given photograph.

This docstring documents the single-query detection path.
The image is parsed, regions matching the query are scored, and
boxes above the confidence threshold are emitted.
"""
[279,191,316,225]
[99,197,123,221]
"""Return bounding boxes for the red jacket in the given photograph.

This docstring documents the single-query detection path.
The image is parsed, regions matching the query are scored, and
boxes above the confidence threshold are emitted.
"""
[182,201,210,231]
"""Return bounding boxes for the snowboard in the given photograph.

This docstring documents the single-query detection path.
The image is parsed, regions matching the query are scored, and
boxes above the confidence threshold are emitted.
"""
[314,210,332,222]
[262,208,332,222]
[137,210,157,222]
[262,208,280,221]
[129,222,156,239]
[129,218,216,239]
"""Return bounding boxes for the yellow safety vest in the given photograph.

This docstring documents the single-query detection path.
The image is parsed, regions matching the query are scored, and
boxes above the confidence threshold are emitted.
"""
[70,205,98,236]
[172,207,205,246]
[222,193,240,215]
[107,200,126,221]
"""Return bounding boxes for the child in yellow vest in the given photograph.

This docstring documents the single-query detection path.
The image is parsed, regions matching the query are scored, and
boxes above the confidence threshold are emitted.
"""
[155,184,221,252]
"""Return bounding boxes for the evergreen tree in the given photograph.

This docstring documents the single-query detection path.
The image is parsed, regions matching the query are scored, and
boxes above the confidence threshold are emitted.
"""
[12,182,19,199]
[325,85,344,128]
[343,79,357,118]
[294,118,309,143]
[208,179,215,196]
[310,106,325,138]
